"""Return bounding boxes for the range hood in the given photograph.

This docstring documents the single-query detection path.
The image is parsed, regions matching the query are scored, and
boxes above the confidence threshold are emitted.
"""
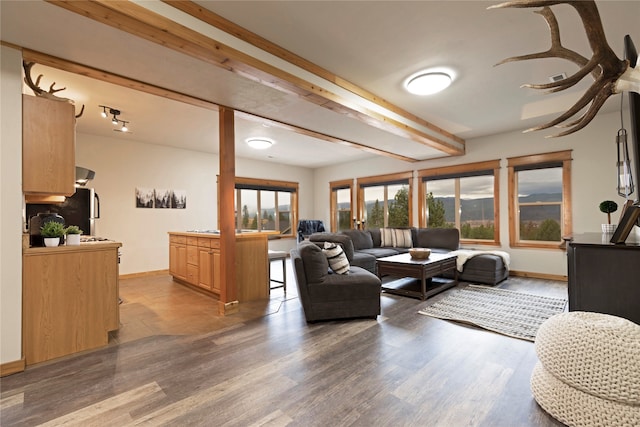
[75,166,95,187]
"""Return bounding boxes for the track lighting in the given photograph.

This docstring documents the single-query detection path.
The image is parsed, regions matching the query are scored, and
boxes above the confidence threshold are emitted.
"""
[99,105,131,133]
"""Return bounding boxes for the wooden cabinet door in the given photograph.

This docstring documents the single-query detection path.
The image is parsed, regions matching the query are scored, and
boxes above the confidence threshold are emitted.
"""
[22,95,76,196]
[198,248,213,290]
[169,243,187,280]
[23,246,120,365]
[212,250,221,293]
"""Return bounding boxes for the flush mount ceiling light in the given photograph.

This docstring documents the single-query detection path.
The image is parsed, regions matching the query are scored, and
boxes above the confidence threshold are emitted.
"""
[404,71,453,95]
[99,104,130,133]
[246,137,274,150]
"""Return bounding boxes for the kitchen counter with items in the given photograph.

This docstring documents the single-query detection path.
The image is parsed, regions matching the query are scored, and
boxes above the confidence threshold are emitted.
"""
[22,234,122,365]
[168,231,268,304]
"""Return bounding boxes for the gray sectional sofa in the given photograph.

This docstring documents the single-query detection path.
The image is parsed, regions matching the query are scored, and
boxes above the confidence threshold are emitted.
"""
[291,241,381,322]
[309,227,509,285]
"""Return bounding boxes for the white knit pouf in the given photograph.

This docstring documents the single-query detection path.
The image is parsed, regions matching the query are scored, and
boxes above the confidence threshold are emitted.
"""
[532,311,640,427]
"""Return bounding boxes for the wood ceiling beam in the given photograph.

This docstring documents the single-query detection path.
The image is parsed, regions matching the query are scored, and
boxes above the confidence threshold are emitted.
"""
[20,48,418,163]
[47,0,465,156]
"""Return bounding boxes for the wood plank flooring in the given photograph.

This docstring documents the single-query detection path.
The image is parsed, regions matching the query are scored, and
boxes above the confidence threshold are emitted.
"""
[1,262,567,426]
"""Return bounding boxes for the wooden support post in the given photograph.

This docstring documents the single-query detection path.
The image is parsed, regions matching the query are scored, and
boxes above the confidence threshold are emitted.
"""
[218,107,238,315]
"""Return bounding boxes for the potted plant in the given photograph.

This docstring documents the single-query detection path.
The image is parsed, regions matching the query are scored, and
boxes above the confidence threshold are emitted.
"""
[64,225,83,245]
[40,221,66,247]
[599,200,618,233]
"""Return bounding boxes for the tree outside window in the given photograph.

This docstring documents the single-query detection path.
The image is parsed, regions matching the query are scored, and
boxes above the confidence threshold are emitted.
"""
[420,160,500,245]
[507,150,572,249]
[330,180,353,232]
[516,168,563,242]
[358,172,412,229]
[230,177,298,236]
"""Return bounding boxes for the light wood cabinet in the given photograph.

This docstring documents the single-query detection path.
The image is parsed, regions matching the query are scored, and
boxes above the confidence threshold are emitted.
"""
[169,235,187,281]
[22,242,121,365]
[168,232,267,301]
[22,94,76,196]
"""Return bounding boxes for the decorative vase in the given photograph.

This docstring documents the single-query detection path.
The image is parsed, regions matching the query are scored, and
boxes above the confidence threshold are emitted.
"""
[66,234,81,245]
[601,224,617,233]
[44,237,60,247]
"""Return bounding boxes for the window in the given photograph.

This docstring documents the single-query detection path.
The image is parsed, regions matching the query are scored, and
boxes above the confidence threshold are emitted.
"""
[419,160,500,245]
[330,179,353,232]
[232,177,298,236]
[507,150,572,249]
[357,172,412,228]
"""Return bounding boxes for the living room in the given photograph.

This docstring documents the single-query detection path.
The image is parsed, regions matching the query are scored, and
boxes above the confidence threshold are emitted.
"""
[1,1,639,425]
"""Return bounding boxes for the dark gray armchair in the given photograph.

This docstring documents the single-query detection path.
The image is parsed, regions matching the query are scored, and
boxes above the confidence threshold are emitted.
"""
[291,241,381,322]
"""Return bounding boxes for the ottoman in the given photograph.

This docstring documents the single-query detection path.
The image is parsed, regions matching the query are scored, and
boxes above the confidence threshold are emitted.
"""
[459,254,508,285]
[531,312,640,427]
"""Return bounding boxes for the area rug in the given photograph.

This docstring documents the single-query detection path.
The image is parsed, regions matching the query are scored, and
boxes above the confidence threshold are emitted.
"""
[418,285,567,341]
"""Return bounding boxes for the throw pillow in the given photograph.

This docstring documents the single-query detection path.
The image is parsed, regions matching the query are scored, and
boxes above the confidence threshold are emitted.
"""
[391,228,413,248]
[322,241,350,274]
[380,228,394,247]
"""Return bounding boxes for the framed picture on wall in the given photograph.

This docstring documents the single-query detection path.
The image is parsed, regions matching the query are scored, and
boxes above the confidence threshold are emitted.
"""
[172,190,186,209]
[135,187,154,208]
[610,204,640,244]
[154,189,171,208]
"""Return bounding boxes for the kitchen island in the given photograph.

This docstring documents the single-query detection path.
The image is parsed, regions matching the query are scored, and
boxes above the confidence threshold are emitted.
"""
[22,238,122,365]
[168,232,269,310]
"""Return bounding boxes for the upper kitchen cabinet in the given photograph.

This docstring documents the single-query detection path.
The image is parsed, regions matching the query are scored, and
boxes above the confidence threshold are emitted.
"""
[22,94,76,197]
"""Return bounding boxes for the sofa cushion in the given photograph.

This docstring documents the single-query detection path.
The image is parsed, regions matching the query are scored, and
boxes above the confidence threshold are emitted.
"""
[415,228,460,251]
[308,266,381,301]
[309,232,355,262]
[391,228,413,248]
[358,247,399,258]
[351,252,377,274]
[341,229,374,250]
[298,241,328,284]
[323,242,350,275]
[368,228,382,247]
[380,228,393,247]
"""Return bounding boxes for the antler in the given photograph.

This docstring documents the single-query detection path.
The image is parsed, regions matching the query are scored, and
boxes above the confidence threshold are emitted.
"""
[490,0,638,137]
[22,61,84,118]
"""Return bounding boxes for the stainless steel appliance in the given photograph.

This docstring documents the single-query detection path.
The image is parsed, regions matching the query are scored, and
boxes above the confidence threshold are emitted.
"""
[26,188,100,245]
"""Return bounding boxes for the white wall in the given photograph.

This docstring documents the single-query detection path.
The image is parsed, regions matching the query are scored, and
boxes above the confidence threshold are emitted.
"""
[314,110,626,278]
[76,134,312,274]
[0,46,24,366]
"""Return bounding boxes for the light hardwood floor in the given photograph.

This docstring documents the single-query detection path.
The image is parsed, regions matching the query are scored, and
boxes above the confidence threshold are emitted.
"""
[1,261,567,426]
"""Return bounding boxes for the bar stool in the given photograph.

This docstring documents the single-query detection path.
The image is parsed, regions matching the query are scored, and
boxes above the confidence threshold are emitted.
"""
[268,250,287,294]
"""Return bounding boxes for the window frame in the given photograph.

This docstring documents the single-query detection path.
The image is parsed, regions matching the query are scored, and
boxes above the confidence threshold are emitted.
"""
[329,179,354,232]
[418,160,501,246]
[221,176,299,237]
[507,150,572,249]
[356,171,413,228]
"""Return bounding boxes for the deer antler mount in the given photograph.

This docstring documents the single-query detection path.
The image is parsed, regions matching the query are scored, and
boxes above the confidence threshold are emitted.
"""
[490,0,640,137]
[22,61,85,118]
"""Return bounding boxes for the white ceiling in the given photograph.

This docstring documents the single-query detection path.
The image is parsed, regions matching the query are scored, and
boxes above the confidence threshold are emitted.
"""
[1,1,639,168]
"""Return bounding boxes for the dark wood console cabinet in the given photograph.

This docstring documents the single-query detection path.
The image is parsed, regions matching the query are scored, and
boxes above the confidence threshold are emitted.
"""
[566,232,640,325]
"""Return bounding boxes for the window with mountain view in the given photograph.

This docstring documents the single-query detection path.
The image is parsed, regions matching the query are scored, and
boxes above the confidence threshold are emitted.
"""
[233,177,298,236]
[330,180,353,231]
[507,150,572,249]
[357,172,412,228]
[419,160,500,245]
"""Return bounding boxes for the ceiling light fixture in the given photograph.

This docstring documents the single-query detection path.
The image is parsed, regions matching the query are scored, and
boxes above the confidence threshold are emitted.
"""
[404,71,453,95]
[246,137,274,150]
[99,105,131,133]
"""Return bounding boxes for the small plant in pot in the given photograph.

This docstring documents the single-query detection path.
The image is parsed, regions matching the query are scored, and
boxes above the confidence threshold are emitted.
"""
[64,225,83,246]
[599,200,618,233]
[40,221,66,247]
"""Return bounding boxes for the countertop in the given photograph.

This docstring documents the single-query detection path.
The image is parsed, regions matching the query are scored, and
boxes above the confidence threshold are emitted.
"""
[23,234,122,254]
